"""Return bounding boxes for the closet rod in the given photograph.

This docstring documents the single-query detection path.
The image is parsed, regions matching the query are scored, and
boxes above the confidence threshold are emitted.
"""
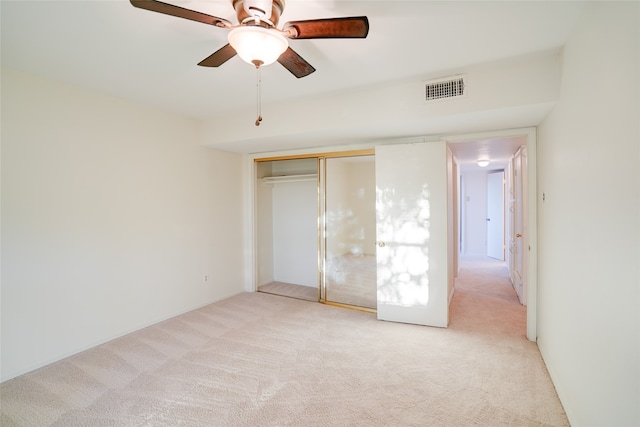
[262,174,318,184]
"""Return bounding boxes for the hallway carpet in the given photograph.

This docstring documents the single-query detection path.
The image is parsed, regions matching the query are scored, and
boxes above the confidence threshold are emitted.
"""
[1,257,568,426]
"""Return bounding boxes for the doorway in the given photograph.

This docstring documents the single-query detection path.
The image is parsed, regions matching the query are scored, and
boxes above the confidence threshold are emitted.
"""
[447,128,536,341]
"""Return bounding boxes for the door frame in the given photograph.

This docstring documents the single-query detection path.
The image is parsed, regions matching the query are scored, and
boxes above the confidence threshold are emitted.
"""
[445,127,537,341]
[510,146,528,305]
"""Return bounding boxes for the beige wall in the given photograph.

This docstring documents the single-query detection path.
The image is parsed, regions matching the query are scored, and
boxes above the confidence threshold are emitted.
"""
[202,53,562,153]
[1,69,245,381]
[537,3,639,425]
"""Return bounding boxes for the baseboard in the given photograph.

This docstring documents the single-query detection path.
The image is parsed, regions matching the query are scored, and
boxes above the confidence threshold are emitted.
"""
[1,289,245,383]
[536,338,576,427]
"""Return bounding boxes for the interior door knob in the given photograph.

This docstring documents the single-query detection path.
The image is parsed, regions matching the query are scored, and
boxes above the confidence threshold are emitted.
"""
[378,242,385,247]
[516,233,522,238]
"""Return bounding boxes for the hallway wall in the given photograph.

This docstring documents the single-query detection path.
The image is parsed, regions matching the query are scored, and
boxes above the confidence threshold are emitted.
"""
[537,3,639,425]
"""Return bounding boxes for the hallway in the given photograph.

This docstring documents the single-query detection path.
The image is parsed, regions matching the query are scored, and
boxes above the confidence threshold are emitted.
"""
[449,255,526,338]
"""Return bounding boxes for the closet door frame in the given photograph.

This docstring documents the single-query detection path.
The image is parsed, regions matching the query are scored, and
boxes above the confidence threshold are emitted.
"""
[253,149,375,310]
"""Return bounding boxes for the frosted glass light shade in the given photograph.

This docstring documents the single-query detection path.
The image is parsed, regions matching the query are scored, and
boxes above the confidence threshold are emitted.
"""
[228,26,288,67]
[477,159,490,167]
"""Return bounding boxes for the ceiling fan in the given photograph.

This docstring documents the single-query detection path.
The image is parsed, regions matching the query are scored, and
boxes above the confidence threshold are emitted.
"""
[130,0,370,78]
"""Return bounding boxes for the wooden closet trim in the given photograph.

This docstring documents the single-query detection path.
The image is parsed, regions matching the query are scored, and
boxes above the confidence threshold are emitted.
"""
[254,149,374,162]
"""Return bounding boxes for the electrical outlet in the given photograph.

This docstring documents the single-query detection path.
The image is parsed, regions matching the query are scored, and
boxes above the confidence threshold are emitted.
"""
[203,274,208,282]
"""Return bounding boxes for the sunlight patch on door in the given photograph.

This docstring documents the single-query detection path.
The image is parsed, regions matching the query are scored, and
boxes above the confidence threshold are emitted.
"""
[376,184,431,308]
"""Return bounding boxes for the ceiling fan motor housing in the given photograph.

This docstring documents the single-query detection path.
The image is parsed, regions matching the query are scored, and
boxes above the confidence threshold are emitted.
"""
[233,0,285,27]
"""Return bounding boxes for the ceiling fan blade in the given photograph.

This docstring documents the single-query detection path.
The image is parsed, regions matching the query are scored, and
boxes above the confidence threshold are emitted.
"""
[198,44,237,67]
[283,16,369,39]
[277,47,316,78]
[130,0,232,28]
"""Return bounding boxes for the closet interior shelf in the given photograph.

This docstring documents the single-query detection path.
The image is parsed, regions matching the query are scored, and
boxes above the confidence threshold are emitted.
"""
[262,174,318,184]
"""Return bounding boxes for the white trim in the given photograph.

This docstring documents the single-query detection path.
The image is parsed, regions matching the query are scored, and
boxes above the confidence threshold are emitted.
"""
[244,154,256,292]
[525,127,537,342]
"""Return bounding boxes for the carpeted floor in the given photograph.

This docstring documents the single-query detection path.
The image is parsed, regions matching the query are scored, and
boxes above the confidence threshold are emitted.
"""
[259,253,377,309]
[0,256,569,426]
[258,281,318,302]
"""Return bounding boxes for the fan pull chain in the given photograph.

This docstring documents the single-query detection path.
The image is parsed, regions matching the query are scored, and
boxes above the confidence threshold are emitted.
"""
[255,64,263,126]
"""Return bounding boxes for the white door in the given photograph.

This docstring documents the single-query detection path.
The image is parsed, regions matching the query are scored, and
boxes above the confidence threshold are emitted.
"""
[511,147,527,304]
[486,171,505,260]
[375,142,449,327]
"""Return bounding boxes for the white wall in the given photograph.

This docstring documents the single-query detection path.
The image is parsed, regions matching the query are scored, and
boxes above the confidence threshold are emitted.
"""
[272,180,318,287]
[537,3,639,426]
[203,53,561,152]
[1,68,245,381]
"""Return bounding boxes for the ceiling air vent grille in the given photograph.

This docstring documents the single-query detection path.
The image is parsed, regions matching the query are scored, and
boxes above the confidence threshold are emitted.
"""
[425,75,465,101]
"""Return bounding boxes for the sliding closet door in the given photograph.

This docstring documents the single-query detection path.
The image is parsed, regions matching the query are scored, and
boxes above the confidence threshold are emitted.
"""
[323,155,377,309]
[376,142,449,327]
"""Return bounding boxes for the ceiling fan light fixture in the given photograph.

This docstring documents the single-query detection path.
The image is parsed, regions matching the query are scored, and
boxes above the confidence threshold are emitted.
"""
[228,26,288,67]
[477,159,490,167]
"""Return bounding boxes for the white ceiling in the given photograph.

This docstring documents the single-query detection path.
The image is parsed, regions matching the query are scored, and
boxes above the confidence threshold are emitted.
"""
[448,135,526,172]
[1,1,586,162]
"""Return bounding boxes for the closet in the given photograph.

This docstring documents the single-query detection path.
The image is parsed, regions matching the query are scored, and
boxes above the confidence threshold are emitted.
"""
[254,141,451,327]
[255,153,376,310]
[256,158,319,302]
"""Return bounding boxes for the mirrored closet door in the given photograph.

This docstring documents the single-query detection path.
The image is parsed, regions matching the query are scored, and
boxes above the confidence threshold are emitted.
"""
[322,155,377,310]
[255,153,376,311]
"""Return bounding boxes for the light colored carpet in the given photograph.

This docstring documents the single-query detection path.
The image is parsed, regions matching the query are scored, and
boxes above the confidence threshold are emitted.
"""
[0,257,569,426]
[258,281,318,302]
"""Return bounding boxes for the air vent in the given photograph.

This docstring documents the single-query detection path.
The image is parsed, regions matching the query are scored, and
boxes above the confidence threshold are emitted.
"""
[424,75,465,101]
